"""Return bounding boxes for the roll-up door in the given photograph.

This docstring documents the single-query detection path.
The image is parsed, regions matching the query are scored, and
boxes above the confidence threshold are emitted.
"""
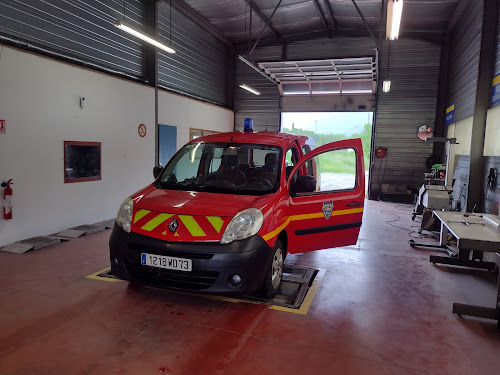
[259,57,376,112]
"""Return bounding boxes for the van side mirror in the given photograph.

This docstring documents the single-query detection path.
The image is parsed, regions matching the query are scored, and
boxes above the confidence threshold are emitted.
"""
[153,165,163,179]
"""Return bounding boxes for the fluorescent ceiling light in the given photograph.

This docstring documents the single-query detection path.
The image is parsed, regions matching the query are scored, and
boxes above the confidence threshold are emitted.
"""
[383,80,391,92]
[239,84,261,95]
[116,21,175,54]
[386,0,404,40]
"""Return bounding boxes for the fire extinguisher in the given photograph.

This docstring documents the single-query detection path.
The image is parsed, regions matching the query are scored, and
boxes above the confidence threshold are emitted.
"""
[1,179,13,220]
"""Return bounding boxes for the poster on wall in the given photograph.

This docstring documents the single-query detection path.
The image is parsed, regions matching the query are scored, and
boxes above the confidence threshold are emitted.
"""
[445,105,455,125]
[491,74,500,107]
[159,124,177,167]
[64,141,102,183]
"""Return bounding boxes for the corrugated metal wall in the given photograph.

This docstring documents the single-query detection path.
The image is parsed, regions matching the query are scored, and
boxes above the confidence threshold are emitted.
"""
[371,39,441,195]
[495,1,500,77]
[234,45,282,131]
[286,36,376,60]
[492,1,500,110]
[157,1,229,107]
[446,0,483,122]
[0,0,232,108]
[0,0,144,77]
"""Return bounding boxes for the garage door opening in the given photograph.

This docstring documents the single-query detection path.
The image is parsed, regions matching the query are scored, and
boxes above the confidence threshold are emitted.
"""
[281,112,372,194]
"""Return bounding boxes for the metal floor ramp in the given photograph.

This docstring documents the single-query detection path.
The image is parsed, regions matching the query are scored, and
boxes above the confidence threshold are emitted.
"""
[1,236,61,254]
[56,224,106,238]
[1,220,113,254]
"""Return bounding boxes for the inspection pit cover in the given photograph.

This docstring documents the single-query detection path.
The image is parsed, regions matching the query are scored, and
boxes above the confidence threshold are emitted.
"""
[98,264,319,310]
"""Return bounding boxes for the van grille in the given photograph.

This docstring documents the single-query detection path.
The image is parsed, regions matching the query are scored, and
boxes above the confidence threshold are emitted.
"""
[128,242,214,260]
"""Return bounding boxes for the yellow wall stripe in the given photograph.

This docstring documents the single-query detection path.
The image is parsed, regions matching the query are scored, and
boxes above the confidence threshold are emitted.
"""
[179,215,206,237]
[446,105,455,114]
[141,213,172,231]
[207,216,224,233]
[493,74,500,87]
[134,209,151,223]
[262,207,364,241]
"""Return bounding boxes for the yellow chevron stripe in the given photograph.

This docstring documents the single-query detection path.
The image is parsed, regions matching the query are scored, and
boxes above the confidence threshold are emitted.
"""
[134,209,151,223]
[207,216,224,233]
[141,213,172,231]
[179,215,206,237]
[262,207,364,241]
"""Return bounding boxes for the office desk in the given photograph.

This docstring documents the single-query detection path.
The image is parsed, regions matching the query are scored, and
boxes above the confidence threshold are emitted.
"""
[431,211,500,328]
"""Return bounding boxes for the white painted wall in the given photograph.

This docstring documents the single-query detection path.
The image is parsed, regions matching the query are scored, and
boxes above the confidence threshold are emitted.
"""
[0,45,233,247]
[158,90,234,147]
[484,105,500,156]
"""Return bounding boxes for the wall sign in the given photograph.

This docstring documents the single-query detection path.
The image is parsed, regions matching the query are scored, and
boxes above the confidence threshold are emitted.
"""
[0,120,5,134]
[138,123,147,137]
[445,105,455,125]
[491,74,500,107]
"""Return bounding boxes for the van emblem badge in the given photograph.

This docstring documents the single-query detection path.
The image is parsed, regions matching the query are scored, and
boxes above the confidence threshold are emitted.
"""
[168,218,178,232]
[322,201,333,220]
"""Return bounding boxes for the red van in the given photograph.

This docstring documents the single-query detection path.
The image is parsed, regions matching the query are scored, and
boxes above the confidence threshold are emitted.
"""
[109,129,364,297]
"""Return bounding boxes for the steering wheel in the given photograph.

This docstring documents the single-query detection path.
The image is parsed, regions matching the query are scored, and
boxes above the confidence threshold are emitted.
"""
[246,177,273,189]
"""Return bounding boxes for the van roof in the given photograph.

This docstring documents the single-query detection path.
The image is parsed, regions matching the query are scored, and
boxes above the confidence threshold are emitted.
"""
[188,131,312,149]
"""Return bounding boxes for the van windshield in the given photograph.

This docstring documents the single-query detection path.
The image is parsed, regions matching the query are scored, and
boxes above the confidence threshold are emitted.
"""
[156,142,282,195]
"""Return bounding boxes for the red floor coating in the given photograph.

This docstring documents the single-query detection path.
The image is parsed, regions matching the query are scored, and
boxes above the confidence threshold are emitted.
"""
[1,200,499,375]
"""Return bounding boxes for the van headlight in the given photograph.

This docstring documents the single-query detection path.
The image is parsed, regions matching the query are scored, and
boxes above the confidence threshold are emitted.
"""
[116,197,134,233]
[220,208,264,244]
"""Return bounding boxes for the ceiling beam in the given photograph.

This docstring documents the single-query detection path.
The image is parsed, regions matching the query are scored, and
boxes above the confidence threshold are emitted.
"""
[171,0,233,47]
[249,0,283,54]
[312,0,330,33]
[247,0,280,38]
[447,0,470,33]
[235,27,443,52]
[323,0,337,30]
[351,0,378,47]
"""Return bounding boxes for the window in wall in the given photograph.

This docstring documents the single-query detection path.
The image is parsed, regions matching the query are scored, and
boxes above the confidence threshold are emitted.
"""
[64,141,101,183]
[190,128,221,140]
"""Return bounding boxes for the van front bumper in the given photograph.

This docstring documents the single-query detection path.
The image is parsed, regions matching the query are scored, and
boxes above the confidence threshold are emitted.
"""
[109,224,274,295]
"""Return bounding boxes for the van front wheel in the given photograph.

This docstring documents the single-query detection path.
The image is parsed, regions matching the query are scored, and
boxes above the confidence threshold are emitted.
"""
[261,240,284,298]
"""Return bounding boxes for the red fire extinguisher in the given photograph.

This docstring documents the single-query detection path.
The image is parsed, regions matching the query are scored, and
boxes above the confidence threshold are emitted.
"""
[2,179,13,220]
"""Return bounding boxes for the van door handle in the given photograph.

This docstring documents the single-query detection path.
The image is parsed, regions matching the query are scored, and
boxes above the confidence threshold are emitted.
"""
[347,202,363,207]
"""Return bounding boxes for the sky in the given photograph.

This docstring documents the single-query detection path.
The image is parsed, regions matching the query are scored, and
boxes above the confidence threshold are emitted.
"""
[282,112,372,136]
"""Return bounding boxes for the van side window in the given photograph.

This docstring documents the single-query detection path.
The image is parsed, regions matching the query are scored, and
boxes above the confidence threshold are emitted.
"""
[285,146,299,179]
[302,145,314,175]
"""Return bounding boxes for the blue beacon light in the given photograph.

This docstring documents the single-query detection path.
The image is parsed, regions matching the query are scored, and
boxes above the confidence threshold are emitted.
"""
[244,118,254,132]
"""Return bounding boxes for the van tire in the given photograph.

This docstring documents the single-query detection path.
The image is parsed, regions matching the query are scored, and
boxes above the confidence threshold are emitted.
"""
[260,240,284,298]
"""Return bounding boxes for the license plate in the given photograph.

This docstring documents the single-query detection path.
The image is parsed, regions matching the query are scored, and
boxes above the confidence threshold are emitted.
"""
[141,253,192,272]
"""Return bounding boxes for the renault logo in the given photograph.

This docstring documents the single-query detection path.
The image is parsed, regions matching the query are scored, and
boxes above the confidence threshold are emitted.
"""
[168,218,178,233]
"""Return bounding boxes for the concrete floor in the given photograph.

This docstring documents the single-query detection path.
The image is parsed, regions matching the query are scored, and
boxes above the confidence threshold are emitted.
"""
[1,200,499,375]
